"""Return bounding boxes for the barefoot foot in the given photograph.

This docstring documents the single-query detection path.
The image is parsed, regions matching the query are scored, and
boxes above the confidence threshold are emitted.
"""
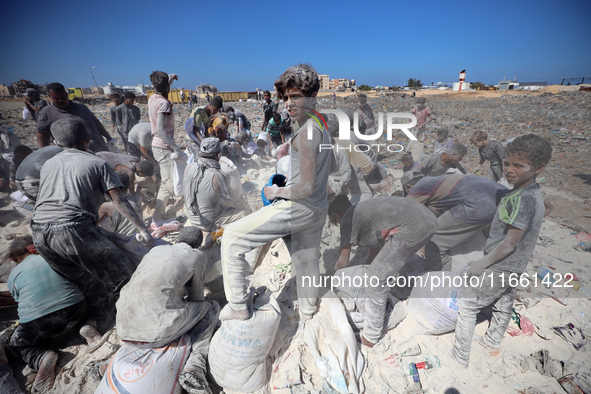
[80,324,102,346]
[361,336,375,348]
[32,351,58,393]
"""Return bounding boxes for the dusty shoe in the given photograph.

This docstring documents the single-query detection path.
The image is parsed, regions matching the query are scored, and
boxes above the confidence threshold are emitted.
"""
[179,370,212,394]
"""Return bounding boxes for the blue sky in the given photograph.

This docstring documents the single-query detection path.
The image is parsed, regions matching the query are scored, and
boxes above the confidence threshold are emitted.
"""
[1,0,589,91]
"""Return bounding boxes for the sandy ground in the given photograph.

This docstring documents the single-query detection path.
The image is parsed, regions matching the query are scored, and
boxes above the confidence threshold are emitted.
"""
[0,90,590,393]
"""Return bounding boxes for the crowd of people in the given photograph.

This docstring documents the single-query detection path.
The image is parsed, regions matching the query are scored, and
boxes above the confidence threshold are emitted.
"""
[0,64,553,392]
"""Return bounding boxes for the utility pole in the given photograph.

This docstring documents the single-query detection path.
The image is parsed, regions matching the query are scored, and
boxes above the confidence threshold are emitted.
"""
[90,66,98,88]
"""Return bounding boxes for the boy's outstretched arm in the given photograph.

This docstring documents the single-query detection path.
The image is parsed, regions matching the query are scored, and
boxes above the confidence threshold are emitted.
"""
[335,244,352,272]
[466,225,524,276]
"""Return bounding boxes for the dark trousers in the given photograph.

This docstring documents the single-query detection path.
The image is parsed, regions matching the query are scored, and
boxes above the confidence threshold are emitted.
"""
[31,221,134,325]
[10,301,87,371]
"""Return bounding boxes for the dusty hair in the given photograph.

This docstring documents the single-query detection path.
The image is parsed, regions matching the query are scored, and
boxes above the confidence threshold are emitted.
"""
[436,128,449,138]
[177,227,203,249]
[51,118,88,148]
[505,134,552,169]
[401,152,414,164]
[328,195,352,219]
[448,143,468,157]
[47,82,66,94]
[274,64,320,100]
[417,97,427,104]
[135,160,154,177]
[470,131,488,144]
[115,171,131,190]
[6,235,34,260]
[150,71,169,93]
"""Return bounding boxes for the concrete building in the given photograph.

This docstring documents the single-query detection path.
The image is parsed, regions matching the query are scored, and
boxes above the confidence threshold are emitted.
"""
[11,80,37,95]
[497,80,519,91]
[196,84,217,94]
[319,74,330,90]
[329,78,356,91]
[103,83,148,95]
[518,82,547,91]
[0,84,15,96]
[91,86,104,95]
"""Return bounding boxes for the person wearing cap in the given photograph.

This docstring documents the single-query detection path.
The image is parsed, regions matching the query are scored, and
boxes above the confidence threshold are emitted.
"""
[23,88,47,122]
[328,195,437,347]
[188,96,224,156]
[114,226,219,394]
[148,71,182,221]
[403,173,509,270]
[114,91,141,154]
[416,143,468,177]
[220,64,331,322]
[37,82,113,151]
[183,137,245,242]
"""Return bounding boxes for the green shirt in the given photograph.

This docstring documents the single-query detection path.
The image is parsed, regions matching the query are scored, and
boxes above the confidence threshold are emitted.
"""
[8,254,84,323]
[266,118,284,137]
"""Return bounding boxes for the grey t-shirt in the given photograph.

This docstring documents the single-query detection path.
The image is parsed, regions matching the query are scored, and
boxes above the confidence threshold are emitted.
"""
[128,122,153,149]
[16,146,63,182]
[33,149,123,224]
[184,167,221,232]
[485,182,545,274]
[115,103,141,137]
[479,140,505,168]
[95,151,139,171]
[234,109,251,131]
[116,243,208,342]
[37,102,108,152]
[340,196,438,249]
[408,174,508,224]
[419,152,466,177]
[27,98,48,121]
[288,119,331,210]
[111,196,143,236]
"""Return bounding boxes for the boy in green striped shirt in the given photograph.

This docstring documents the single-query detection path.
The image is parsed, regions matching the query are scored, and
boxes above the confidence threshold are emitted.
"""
[452,134,552,367]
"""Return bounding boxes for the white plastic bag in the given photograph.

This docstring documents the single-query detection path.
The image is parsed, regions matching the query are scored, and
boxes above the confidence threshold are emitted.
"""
[171,153,188,197]
[10,191,34,219]
[94,332,191,394]
[407,271,464,335]
[219,156,245,210]
[209,288,281,392]
[303,296,366,394]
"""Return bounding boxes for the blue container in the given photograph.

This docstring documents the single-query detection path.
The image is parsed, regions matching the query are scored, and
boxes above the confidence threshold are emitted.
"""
[261,174,287,206]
